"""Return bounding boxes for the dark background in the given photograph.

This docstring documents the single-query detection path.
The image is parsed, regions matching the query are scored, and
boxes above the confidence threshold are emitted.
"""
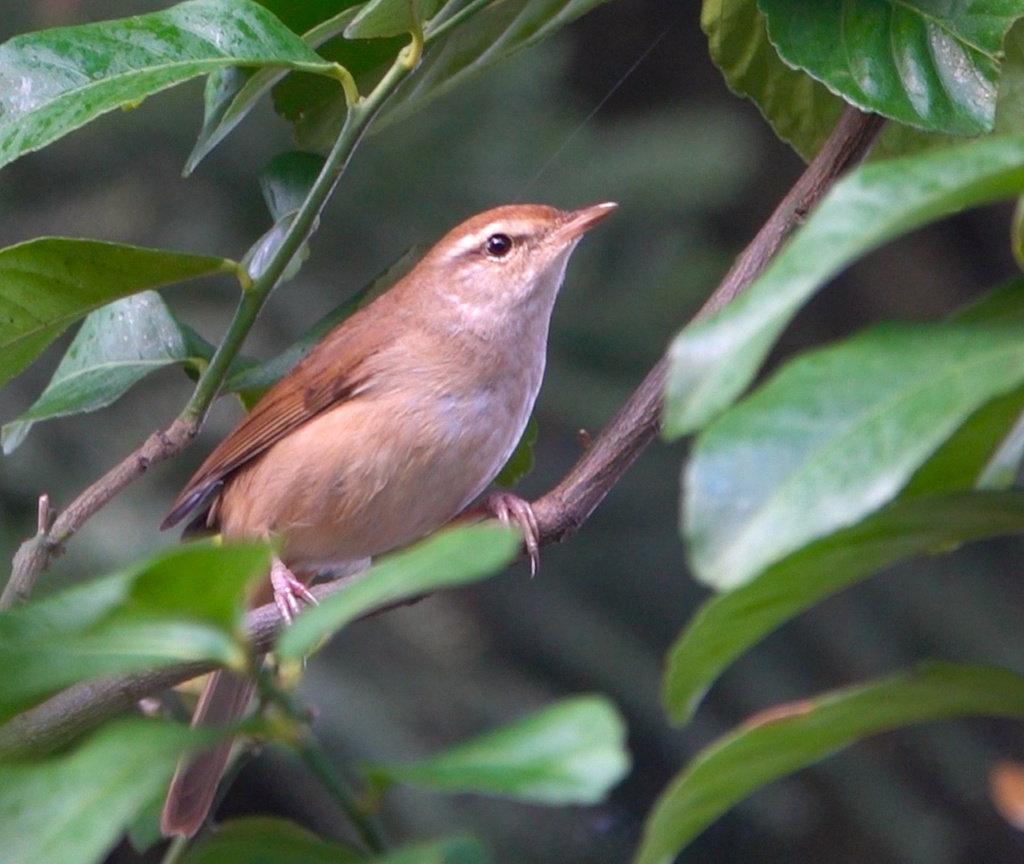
[2,1,1024,862]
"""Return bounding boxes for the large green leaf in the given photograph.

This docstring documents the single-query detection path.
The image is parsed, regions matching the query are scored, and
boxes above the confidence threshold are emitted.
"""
[901,383,1024,495]
[0,541,269,725]
[277,525,519,660]
[0,719,211,864]
[685,317,1024,590]
[0,0,335,170]
[0,238,233,391]
[663,491,1024,724]
[638,663,1024,864]
[664,133,1024,437]
[760,0,1021,136]
[369,695,630,804]
[901,280,1024,494]
[2,292,194,454]
[703,0,1024,161]
[996,19,1024,138]
[703,0,844,160]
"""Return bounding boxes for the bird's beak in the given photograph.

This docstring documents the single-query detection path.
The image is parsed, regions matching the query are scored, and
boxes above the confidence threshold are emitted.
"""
[554,201,618,243]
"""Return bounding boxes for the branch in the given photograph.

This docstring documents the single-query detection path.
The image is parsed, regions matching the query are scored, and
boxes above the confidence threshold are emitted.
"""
[533,106,885,542]
[0,579,341,758]
[0,107,886,759]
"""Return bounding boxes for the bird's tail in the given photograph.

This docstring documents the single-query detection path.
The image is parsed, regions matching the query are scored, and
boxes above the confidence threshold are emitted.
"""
[160,669,256,838]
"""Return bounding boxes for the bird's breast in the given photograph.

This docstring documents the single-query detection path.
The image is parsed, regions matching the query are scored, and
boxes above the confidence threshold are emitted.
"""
[216,360,540,575]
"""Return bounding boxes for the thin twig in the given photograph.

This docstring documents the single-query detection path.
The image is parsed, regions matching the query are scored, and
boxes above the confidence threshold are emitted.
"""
[0,107,886,760]
[297,737,387,853]
[3,421,195,610]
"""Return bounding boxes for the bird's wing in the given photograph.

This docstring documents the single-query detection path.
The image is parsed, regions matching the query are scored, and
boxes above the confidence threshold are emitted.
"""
[161,315,394,530]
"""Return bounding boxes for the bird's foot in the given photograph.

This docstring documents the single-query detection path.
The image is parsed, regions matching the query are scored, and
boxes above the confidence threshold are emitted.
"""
[270,557,318,624]
[477,492,541,576]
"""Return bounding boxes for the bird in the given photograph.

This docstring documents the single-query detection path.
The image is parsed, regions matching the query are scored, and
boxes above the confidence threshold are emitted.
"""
[159,201,617,838]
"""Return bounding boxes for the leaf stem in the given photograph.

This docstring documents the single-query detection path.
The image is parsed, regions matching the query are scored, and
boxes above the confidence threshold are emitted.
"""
[299,737,388,854]
[158,835,190,864]
[258,671,387,854]
[182,39,420,422]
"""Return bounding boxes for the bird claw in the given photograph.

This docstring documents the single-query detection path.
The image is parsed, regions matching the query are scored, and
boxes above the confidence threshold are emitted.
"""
[270,558,318,625]
[478,492,540,576]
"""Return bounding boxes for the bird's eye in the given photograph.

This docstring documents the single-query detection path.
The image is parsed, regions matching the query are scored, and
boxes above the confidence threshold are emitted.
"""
[484,233,513,258]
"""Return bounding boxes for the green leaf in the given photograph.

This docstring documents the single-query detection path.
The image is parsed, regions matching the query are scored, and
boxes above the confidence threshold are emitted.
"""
[685,317,1024,590]
[242,212,311,282]
[272,31,404,152]
[995,18,1024,138]
[240,151,329,283]
[702,0,844,161]
[185,5,360,174]
[2,292,193,454]
[760,0,1021,136]
[0,238,233,391]
[346,0,444,39]
[369,695,629,805]
[702,1,1024,164]
[0,0,337,171]
[257,0,360,33]
[900,280,1024,494]
[224,243,424,402]
[0,719,210,864]
[902,384,1024,495]
[663,491,1024,724]
[125,790,166,857]
[260,151,327,220]
[494,415,537,488]
[0,541,269,724]
[638,663,1024,864]
[278,525,519,660]
[977,402,1024,487]
[182,819,487,864]
[186,67,263,176]
[664,133,1024,437]
[181,817,362,863]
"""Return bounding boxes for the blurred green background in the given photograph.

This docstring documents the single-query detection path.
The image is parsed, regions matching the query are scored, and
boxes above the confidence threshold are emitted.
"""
[3,1,1024,862]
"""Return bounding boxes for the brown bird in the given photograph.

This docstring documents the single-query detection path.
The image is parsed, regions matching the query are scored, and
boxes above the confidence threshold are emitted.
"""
[159,201,617,838]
